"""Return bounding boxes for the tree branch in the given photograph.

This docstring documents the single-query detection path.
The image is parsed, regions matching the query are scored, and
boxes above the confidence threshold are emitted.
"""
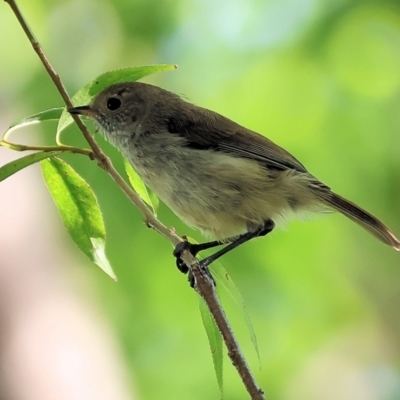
[3,1,265,398]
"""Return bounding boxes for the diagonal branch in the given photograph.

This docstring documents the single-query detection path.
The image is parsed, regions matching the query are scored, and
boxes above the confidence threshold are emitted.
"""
[3,1,265,398]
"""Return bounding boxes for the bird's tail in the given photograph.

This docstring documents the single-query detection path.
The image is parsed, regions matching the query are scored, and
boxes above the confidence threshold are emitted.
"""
[319,191,400,250]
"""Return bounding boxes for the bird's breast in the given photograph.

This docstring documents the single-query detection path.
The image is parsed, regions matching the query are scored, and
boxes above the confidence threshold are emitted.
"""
[122,133,320,238]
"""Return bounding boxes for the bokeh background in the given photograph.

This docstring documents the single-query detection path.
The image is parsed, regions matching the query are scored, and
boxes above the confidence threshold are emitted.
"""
[1,0,400,399]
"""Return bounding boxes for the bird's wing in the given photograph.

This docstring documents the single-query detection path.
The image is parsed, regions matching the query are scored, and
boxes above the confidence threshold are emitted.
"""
[166,105,308,173]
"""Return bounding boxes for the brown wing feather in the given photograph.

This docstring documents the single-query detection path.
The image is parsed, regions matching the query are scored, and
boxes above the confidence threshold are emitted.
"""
[167,104,308,173]
[161,92,400,250]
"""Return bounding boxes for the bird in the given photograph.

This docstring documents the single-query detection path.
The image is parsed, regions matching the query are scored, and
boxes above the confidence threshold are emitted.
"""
[68,81,400,285]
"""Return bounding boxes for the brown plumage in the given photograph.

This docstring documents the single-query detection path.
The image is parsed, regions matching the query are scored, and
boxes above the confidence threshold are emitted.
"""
[69,82,400,251]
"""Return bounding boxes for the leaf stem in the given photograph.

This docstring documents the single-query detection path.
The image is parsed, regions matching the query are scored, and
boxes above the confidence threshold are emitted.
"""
[0,138,93,157]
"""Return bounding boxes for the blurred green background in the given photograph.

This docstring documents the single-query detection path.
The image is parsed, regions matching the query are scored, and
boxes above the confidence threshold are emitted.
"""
[1,0,400,399]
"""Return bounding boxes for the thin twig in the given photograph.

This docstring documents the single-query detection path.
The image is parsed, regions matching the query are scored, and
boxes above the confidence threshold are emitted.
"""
[4,0,164,237]
[192,267,265,399]
[3,1,265,398]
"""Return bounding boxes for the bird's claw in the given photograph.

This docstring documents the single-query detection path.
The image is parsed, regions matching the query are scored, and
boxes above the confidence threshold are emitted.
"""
[173,241,215,287]
[173,240,193,274]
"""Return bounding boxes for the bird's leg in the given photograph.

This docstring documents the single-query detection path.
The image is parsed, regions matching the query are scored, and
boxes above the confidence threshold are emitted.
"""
[173,219,275,287]
[199,219,275,267]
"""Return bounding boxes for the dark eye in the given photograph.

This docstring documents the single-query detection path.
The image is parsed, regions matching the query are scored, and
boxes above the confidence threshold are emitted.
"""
[107,97,121,111]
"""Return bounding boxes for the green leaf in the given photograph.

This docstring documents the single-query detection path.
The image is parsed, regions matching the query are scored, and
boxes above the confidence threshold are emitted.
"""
[198,295,224,395]
[0,151,63,182]
[212,261,260,365]
[86,64,177,97]
[148,190,159,214]
[41,157,116,280]
[57,64,177,135]
[3,108,64,139]
[124,160,159,215]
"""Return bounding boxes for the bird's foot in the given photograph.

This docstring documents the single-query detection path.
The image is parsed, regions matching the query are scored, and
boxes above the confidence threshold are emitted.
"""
[173,240,215,287]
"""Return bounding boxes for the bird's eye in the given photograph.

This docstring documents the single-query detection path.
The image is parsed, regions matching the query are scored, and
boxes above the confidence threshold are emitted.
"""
[107,97,121,111]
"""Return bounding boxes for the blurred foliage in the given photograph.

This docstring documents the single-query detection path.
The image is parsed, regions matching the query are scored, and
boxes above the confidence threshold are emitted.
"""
[1,0,400,399]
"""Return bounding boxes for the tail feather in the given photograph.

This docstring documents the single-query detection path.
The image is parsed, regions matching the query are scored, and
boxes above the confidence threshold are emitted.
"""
[320,191,400,251]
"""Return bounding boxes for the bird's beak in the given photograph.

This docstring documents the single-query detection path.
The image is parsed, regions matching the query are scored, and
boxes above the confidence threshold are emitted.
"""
[68,105,95,117]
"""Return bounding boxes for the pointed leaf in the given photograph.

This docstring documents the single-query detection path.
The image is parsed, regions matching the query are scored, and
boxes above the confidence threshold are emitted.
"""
[86,64,177,97]
[212,261,260,364]
[124,160,158,215]
[149,190,159,214]
[198,295,224,395]
[0,151,63,182]
[57,64,177,135]
[41,157,116,279]
[3,108,64,139]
